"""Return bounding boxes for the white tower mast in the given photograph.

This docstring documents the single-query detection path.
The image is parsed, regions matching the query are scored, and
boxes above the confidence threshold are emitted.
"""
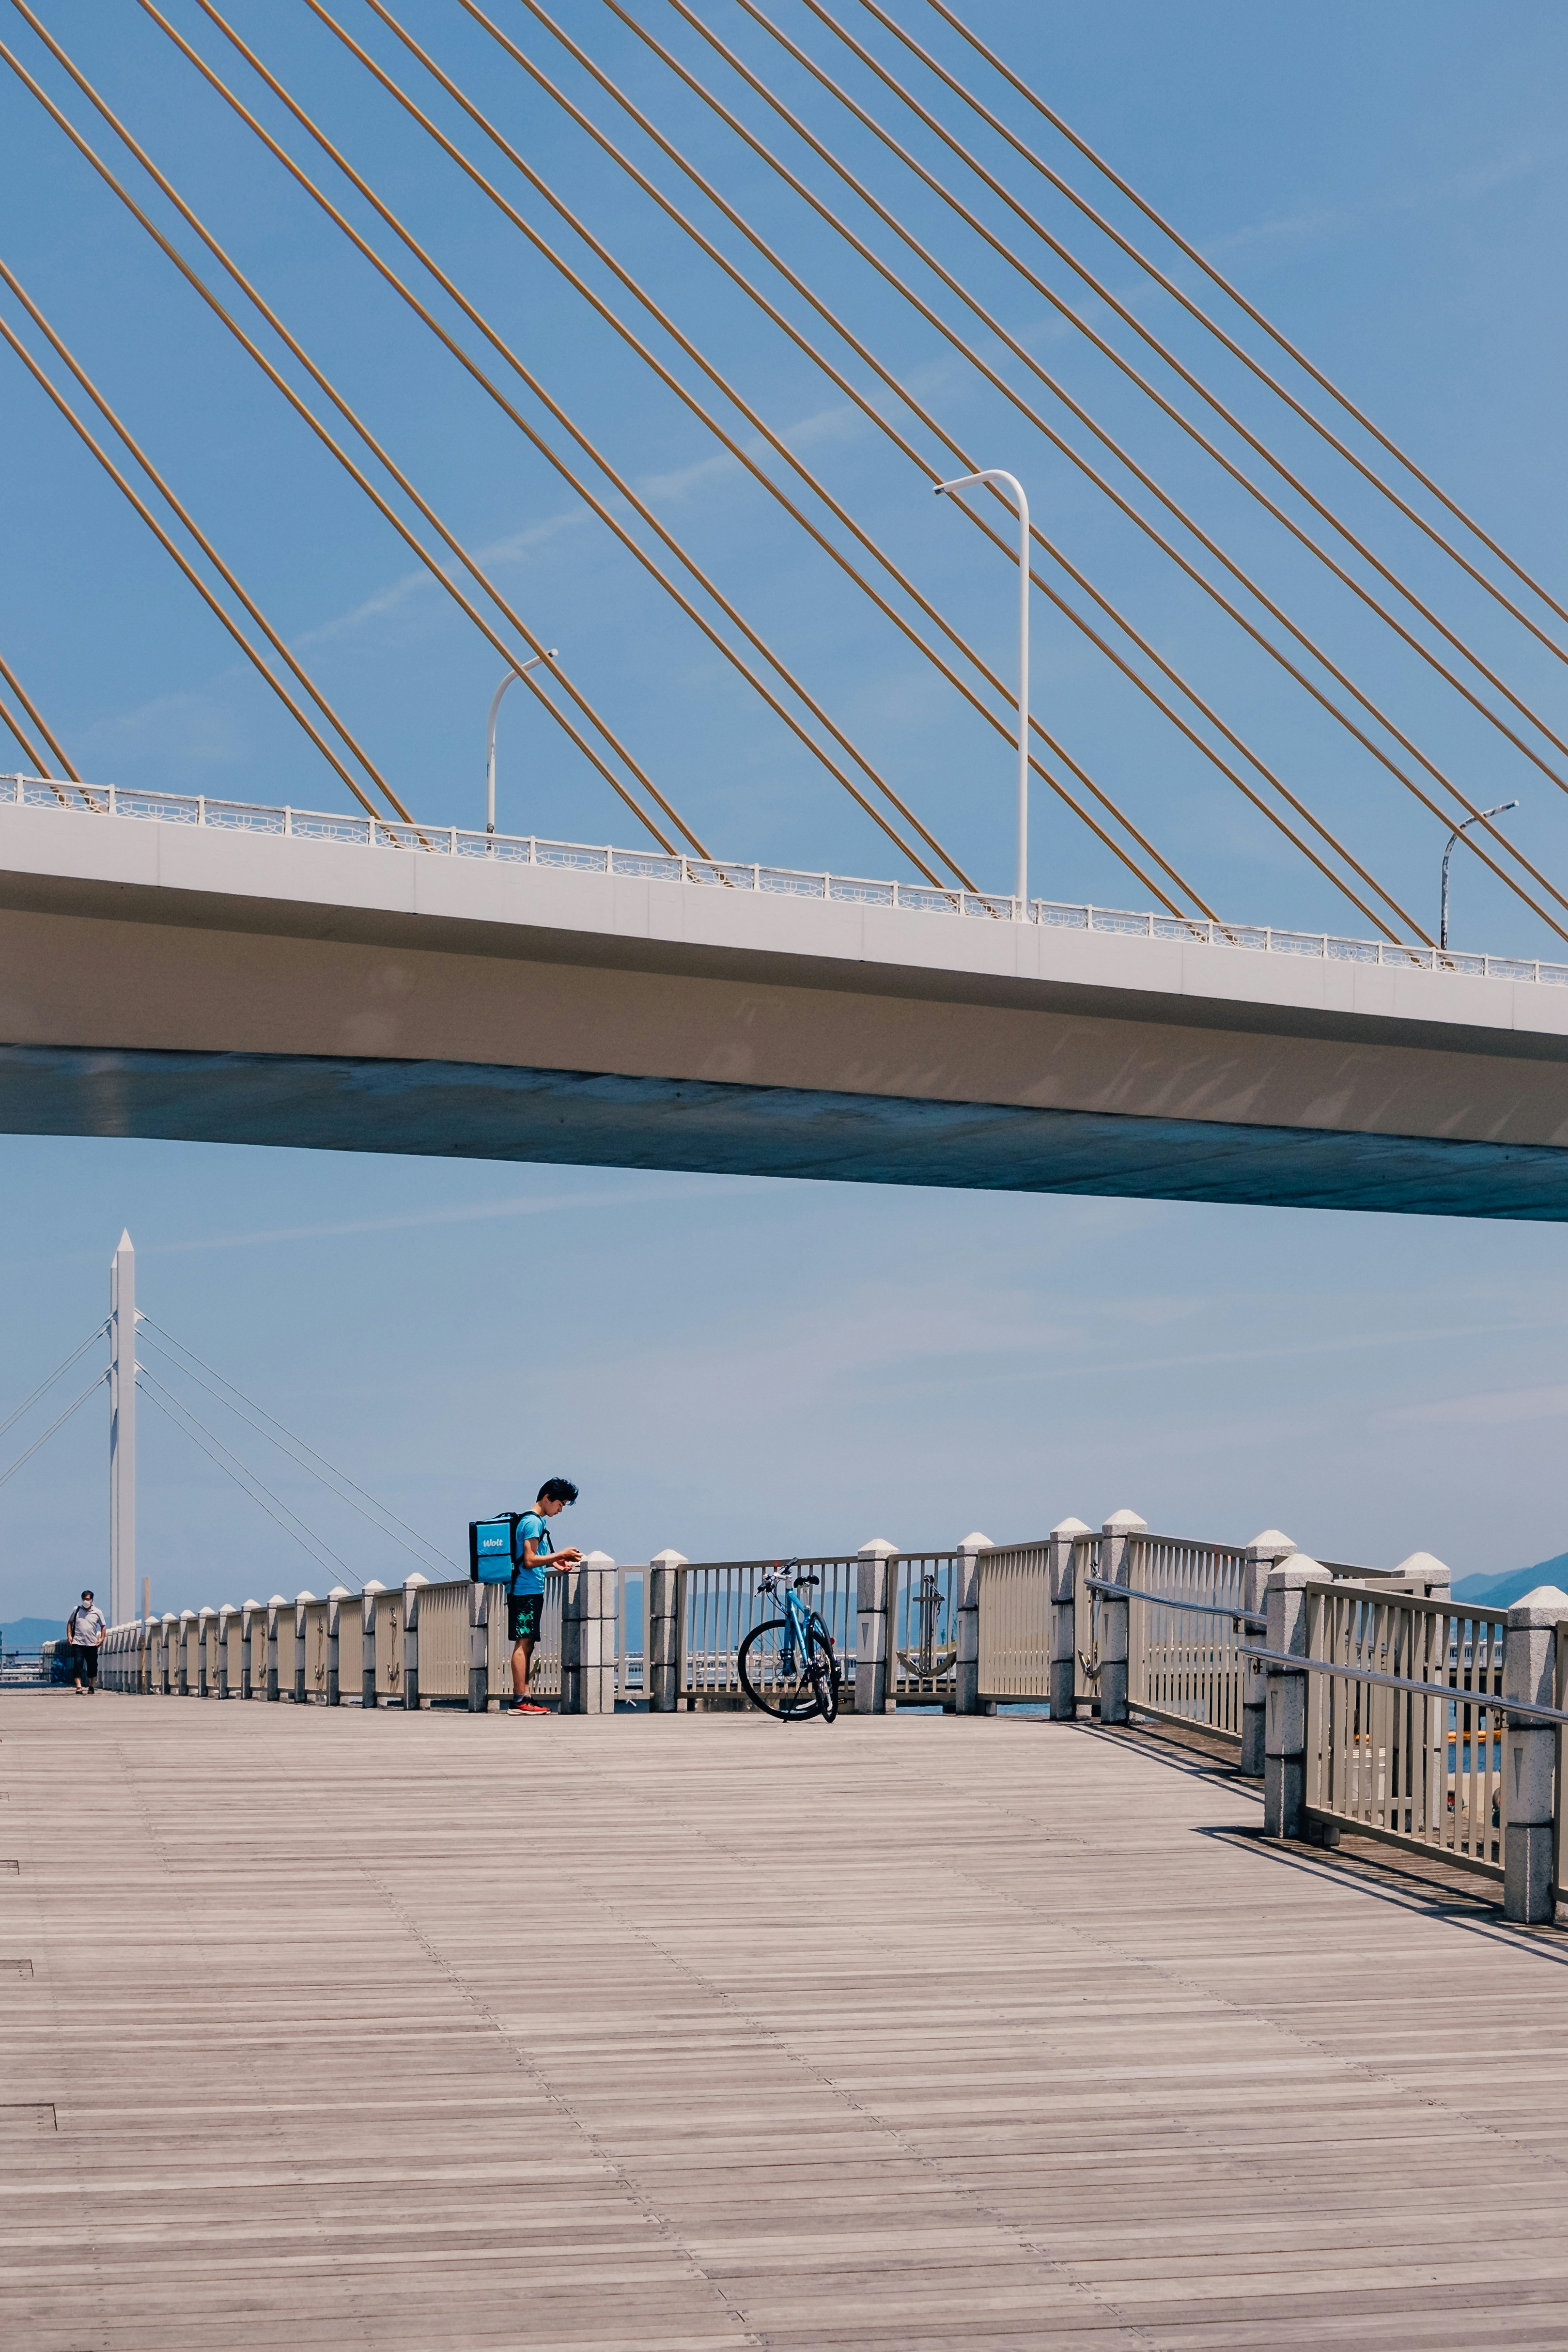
[109,1230,136,1628]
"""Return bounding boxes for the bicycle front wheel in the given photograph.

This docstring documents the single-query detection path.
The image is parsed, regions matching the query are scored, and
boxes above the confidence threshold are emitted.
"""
[739,1618,822,1721]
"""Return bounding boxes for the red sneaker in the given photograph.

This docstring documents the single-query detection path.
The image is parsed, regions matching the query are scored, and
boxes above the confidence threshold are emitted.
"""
[512,1702,550,1716]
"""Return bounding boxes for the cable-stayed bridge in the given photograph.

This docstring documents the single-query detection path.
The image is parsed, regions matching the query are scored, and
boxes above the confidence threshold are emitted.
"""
[1,5,1567,1210]
[4,774,1568,1217]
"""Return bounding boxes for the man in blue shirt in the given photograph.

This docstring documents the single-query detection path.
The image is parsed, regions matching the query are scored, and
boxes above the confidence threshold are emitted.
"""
[511,1478,580,1715]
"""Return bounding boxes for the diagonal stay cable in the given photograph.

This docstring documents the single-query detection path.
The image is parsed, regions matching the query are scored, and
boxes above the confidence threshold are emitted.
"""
[496,0,1424,937]
[695,0,1568,796]
[137,1320,457,1574]
[0,1370,106,1494]
[304,0,1199,908]
[137,1363,354,1584]
[0,644,78,779]
[0,1321,107,1449]
[809,0,1568,681]
[0,687,51,775]
[0,254,409,822]
[2,11,695,862]
[272,0,968,888]
[147,0,955,888]
[0,305,406,828]
[924,0,1568,636]
[605,0,1568,939]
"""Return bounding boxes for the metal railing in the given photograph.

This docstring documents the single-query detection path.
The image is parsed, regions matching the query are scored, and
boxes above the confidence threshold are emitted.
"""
[889,1552,962,1703]
[6,770,1564,987]
[1302,1584,1508,1877]
[1120,1534,1252,1739]
[977,1539,1054,1699]
[673,1556,859,1706]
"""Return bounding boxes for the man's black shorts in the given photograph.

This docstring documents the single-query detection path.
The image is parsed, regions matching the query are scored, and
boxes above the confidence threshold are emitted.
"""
[508,1592,543,1643]
[71,1644,99,1683]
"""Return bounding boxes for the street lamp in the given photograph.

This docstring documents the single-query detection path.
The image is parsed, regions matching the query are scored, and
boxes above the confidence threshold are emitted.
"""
[1441,799,1518,950]
[485,649,558,836]
[933,469,1030,909]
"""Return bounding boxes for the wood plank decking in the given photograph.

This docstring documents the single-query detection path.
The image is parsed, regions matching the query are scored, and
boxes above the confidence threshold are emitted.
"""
[5,1694,1568,2350]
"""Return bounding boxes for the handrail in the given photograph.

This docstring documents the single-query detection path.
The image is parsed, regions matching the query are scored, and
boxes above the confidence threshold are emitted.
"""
[1084,1574,1262,1630]
[1249,1642,1565,1725]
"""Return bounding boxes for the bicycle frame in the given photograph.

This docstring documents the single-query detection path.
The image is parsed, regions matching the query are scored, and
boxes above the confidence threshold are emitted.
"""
[759,1563,819,1670]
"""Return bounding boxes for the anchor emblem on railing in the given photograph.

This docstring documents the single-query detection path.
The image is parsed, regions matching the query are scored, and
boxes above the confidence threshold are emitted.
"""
[898,1573,957,1682]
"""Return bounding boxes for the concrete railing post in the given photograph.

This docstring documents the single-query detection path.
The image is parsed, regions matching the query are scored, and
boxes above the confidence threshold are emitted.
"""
[196,1608,215,1698]
[293,1594,313,1704]
[954,1531,994,1715]
[1097,1510,1147,1727]
[217,1605,238,1699]
[856,1539,899,1714]
[179,1609,196,1695]
[585,1552,617,1714]
[326,1587,352,1706]
[468,1578,490,1712]
[160,1612,177,1696]
[240,1602,260,1700]
[648,1549,687,1713]
[560,1566,581,1714]
[402,1575,426,1709]
[1393,1551,1452,1599]
[266,1597,284,1701]
[1503,1585,1568,1926]
[1048,1518,1091,1721]
[361,1581,385,1709]
[1240,1530,1296,1777]
[1263,1556,1332,1838]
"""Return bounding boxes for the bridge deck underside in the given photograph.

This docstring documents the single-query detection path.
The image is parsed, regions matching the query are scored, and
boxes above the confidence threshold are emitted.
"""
[4,1043,1568,1217]
[6,1697,1568,2349]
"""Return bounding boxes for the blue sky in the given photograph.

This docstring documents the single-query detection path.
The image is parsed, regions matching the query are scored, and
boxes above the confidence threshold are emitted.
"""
[3,1,1568,1618]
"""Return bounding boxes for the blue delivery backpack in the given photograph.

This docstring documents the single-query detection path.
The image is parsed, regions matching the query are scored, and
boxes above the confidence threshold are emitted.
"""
[469,1512,526,1589]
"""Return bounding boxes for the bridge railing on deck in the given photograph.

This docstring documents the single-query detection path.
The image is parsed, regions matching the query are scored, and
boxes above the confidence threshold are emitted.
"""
[12,771,1568,988]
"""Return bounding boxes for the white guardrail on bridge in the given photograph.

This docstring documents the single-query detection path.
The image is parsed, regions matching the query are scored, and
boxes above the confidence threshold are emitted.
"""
[6,771,1566,987]
[77,1512,1568,1931]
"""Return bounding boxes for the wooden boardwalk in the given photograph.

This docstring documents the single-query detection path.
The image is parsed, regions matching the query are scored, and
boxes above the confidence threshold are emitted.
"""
[6,1695,1568,2350]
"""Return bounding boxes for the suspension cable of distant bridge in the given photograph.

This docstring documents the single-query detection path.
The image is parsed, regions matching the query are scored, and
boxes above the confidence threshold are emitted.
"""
[0,308,415,830]
[280,0,1209,909]
[788,0,1568,687]
[137,1364,356,1587]
[1,26,698,863]
[479,0,1429,938]
[0,1371,106,1495]
[138,1318,457,1577]
[0,1321,107,1450]
[601,0,1568,936]
[0,645,78,779]
[923,0,1568,636]
[671,0,1568,800]
[143,0,968,892]
[0,257,409,824]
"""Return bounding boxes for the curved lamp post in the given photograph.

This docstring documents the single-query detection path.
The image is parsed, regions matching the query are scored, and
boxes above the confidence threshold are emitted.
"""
[1441,799,1518,949]
[933,469,1030,909]
[485,649,558,836]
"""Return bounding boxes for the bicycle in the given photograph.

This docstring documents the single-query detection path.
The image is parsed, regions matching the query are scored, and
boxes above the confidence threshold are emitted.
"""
[737,1561,841,1722]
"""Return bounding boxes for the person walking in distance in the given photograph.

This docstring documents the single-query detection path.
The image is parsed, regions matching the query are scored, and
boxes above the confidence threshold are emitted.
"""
[512,1479,580,1716]
[66,1589,106,1696]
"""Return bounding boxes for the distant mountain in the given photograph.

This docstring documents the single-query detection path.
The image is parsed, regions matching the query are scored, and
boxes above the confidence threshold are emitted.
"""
[1453,1555,1568,1610]
[0,1618,65,1648]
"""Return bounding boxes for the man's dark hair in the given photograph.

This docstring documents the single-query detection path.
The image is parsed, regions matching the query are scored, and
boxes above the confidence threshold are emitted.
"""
[537,1478,578,1506]
[80,1590,93,1601]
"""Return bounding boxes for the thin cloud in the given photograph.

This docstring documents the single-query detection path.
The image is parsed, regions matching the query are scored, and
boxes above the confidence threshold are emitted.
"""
[1376,1382,1568,1430]
[142,1175,755,1256]
[1207,149,1542,263]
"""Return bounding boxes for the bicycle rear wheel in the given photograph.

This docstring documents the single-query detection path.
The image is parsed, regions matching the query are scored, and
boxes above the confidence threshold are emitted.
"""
[806,1617,840,1724]
[739,1618,822,1720]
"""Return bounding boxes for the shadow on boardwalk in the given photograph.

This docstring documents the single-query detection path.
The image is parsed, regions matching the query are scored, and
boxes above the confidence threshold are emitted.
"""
[6,1695,1568,2350]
